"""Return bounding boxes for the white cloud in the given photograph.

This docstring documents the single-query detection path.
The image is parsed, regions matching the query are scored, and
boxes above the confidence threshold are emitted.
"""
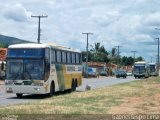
[2,3,32,22]
[0,0,160,62]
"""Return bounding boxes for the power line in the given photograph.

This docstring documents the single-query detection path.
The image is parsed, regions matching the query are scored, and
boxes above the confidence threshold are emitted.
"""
[31,15,48,43]
[82,32,93,78]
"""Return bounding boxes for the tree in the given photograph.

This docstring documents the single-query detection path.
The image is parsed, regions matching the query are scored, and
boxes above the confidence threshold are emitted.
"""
[90,42,109,62]
[111,48,117,57]
[81,51,92,62]
[135,56,144,62]
[0,43,7,48]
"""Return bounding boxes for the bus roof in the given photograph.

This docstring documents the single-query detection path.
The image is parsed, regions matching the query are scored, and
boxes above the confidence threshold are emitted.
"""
[8,43,81,53]
[135,61,147,64]
[148,63,156,65]
[9,43,50,48]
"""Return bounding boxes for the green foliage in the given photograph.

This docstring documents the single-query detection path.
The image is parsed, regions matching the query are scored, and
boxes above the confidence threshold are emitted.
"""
[121,56,134,66]
[90,42,109,62]
[135,56,144,62]
[0,43,7,48]
[82,42,144,66]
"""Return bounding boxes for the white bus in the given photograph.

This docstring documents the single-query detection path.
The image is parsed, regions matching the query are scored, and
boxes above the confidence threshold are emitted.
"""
[133,61,150,78]
[5,43,82,98]
[148,63,158,76]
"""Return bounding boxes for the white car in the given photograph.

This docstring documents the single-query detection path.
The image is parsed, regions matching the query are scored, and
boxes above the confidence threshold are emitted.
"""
[126,71,132,76]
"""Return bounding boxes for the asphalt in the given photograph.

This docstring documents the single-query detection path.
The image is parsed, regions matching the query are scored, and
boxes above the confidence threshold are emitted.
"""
[0,76,140,106]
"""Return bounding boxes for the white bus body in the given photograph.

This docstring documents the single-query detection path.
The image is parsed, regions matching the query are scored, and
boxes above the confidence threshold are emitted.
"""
[133,61,150,78]
[5,43,82,97]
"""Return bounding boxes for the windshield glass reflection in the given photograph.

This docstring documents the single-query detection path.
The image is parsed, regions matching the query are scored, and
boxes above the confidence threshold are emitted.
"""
[7,59,44,80]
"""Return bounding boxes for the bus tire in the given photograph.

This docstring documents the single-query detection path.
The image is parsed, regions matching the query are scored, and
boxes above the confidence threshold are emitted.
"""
[49,82,55,97]
[71,80,76,92]
[16,93,23,98]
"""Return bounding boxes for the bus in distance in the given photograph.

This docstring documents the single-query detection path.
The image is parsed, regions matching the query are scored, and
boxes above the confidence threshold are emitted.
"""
[133,61,150,78]
[148,63,158,76]
[5,43,82,98]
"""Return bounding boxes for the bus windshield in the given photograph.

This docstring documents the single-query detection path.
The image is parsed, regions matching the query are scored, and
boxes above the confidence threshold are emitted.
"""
[7,59,44,80]
[149,65,156,72]
[134,65,145,73]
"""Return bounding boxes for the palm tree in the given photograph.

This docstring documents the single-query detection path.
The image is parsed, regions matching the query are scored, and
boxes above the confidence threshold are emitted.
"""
[90,42,109,62]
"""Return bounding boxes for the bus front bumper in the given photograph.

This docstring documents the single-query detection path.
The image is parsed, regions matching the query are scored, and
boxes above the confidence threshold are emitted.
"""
[134,74,145,77]
[5,85,49,94]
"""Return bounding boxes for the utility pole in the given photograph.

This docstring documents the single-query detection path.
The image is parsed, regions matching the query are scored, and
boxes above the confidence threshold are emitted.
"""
[82,32,93,77]
[156,37,159,76]
[150,57,153,63]
[131,51,137,62]
[115,45,122,70]
[31,15,48,43]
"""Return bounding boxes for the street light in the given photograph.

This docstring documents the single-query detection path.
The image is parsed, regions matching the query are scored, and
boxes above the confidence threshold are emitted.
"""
[82,32,93,77]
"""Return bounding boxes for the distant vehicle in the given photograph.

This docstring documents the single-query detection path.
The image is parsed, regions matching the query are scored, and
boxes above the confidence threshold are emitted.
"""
[126,71,132,76]
[116,70,127,78]
[5,43,82,98]
[133,61,150,78]
[148,63,158,76]
[100,71,108,76]
[88,67,98,77]
[0,61,6,80]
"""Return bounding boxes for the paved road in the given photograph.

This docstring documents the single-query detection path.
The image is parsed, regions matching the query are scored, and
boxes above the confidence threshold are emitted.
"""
[0,76,140,106]
[76,76,139,91]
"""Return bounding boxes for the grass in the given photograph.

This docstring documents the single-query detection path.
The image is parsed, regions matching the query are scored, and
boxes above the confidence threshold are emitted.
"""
[0,77,160,114]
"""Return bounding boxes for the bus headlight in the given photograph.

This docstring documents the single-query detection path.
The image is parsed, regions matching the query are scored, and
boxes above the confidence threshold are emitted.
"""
[5,80,13,85]
[6,87,13,93]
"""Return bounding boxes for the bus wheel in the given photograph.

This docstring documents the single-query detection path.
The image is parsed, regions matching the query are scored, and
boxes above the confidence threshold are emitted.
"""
[71,80,76,92]
[49,82,55,97]
[16,93,23,98]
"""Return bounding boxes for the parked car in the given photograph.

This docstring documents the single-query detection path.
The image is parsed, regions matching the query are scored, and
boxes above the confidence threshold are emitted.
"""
[100,71,108,76]
[88,67,98,78]
[116,70,127,78]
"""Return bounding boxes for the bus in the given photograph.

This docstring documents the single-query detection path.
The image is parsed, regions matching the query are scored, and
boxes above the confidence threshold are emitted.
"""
[5,43,82,98]
[133,61,150,78]
[148,63,158,76]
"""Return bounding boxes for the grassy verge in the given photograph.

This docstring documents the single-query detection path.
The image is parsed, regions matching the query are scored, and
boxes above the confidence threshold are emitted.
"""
[0,77,160,114]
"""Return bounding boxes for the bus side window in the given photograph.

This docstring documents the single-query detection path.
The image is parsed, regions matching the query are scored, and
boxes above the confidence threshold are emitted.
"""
[51,49,56,64]
[67,52,71,64]
[71,53,75,64]
[57,51,62,63]
[62,51,66,63]
[76,53,79,64]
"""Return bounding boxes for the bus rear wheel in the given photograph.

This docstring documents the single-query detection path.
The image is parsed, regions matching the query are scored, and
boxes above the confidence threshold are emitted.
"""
[16,93,23,98]
[71,80,77,92]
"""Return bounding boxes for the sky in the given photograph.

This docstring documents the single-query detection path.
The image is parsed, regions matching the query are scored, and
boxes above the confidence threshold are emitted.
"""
[0,0,160,62]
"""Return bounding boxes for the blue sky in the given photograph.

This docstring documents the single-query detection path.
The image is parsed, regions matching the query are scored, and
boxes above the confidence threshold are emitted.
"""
[0,0,160,62]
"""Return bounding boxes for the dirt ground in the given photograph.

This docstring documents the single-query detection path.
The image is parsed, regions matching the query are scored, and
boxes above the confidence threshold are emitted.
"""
[0,80,4,85]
